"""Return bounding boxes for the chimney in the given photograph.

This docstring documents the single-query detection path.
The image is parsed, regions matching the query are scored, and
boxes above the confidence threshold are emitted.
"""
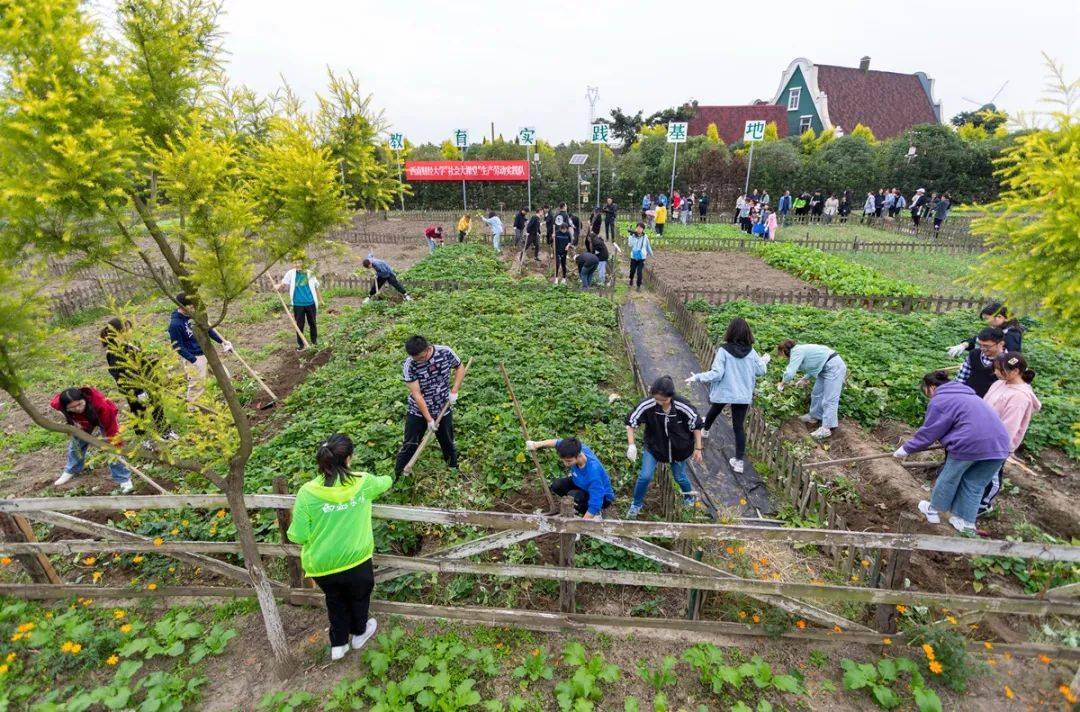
[859,56,871,72]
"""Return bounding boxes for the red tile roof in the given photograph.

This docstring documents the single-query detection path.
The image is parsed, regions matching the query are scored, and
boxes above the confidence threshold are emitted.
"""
[688,105,789,144]
[816,65,938,139]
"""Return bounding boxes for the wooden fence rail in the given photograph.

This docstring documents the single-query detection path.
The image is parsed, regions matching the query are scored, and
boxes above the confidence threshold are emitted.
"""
[649,236,983,255]
[668,284,983,314]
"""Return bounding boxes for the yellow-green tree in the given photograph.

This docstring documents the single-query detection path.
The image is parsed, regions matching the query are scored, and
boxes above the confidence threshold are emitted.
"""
[705,122,721,143]
[967,59,1080,344]
[851,123,876,144]
[0,0,365,675]
[763,121,780,142]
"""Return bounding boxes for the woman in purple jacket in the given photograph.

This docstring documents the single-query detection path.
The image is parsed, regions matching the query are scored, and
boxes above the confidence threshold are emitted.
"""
[893,371,1010,534]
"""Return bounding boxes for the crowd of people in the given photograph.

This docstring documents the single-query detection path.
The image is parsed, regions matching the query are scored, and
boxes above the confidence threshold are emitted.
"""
[738,186,954,234]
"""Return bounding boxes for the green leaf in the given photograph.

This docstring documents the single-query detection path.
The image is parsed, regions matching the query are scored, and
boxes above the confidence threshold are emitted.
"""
[876,658,898,682]
[913,687,943,712]
[870,684,901,709]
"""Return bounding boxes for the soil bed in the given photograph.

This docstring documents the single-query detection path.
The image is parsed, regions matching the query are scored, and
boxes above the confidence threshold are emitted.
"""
[651,251,817,294]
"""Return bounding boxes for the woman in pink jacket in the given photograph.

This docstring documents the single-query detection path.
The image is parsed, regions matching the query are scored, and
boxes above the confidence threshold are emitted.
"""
[979,353,1041,515]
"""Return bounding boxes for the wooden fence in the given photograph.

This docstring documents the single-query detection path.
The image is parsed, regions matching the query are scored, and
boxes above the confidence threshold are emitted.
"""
[650,236,984,255]
[669,284,983,314]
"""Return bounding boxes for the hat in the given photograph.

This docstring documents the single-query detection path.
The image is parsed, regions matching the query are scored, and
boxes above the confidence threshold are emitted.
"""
[916,188,926,193]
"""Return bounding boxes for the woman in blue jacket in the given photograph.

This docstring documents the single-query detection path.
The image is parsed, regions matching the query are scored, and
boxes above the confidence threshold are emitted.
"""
[686,318,769,474]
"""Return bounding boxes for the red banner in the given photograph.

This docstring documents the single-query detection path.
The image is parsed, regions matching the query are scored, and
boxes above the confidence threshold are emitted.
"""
[405,160,530,181]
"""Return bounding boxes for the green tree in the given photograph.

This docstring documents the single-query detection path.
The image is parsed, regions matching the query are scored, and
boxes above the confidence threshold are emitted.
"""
[644,99,699,126]
[966,59,1080,344]
[0,0,355,675]
[749,140,802,196]
[763,121,780,142]
[804,135,882,194]
[605,107,645,151]
[950,104,1008,133]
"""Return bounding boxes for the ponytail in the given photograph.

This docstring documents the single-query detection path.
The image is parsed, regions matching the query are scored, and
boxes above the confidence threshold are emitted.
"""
[921,370,951,394]
[776,339,796,358]
[995,353,1036,384]
[316,433,355,487]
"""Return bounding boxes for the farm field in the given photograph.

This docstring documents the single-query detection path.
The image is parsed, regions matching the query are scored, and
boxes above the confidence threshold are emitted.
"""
[649,251,817,294]
[830,250,981,296]
[654,221,969,245]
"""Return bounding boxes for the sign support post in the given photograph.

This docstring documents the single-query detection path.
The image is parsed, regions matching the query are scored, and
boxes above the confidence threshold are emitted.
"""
[389,132,406,211]
[741,120,766,195]
[454,129,469,211]
[666,122,688,205]
[591,124,609,209]
[518,127,536,211]
[568,153,589,211]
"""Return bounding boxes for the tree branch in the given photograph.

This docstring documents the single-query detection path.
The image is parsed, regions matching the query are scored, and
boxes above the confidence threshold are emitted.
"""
[129,191,186,281]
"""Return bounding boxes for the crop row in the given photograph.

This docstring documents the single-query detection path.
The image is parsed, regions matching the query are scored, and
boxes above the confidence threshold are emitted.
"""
[751,243,928,297]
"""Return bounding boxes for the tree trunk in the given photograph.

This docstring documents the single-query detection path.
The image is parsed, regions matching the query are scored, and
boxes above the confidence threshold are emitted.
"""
[225,484,296,678]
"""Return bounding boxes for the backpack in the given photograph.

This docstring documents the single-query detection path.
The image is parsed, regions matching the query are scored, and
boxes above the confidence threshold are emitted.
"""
[752,221,766,236]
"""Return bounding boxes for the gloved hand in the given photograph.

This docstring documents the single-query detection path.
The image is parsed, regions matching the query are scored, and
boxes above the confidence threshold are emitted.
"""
[448,391,459,405]
[136,392,149,403]
[626,444,638,461]
[796,377,809,387]
[362,297,371,304]
[947,343,968,358]
[760,353,772,367]
[426,419,437,432]
[220,340,234,354]
[893,446,908,458]
[525,440,539,451]
[684,374,697,385]
[776,381,785,392]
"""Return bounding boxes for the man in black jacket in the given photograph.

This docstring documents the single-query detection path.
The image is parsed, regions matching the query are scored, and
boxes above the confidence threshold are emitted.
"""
[543,205,554,246]
[552,203,573,284]
[955,327,1007,398]
[585,232,613,286]
[602,197,617,239]
[512,209,527,247]
[523,208,542,261]
[624,376,704,518]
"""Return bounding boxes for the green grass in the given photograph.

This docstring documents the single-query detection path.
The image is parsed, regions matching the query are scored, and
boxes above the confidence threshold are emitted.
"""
[624,220,947,245]
[831,251,981,296]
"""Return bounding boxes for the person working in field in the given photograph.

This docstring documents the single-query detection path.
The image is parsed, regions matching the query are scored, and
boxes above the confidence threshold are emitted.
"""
[395,335,464,477]
[50,386,133,492]
[653,201,667,236]
[523,207,543,261]
[478,210,504,252]
[625,376,704,518]
[276,261,321,351]
[100,317,175,440]
[953,326,1008,399]
[978,353,1041,516]
[361,256,412,303]
[168,293,232,402]
[572,245,600,290]
[776,339,846,440]
[626,222,654,292]
[893,371,1010,534]
[287,433,390,661]
[946,302,1023,358]
[584,230,616,287]
[456,214,471,242]
[552,202,574,285]
[525,437,614,518]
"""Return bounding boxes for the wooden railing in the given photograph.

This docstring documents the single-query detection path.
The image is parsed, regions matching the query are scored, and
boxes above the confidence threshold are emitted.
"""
[650,236,984,255]
[669,285,983,314]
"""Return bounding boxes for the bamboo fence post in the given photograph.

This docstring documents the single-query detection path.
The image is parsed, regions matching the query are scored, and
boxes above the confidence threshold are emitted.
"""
[273,477,305,589]
[0,513,62,584]
[874,513,919,633]
[686,548,705,620]
[558,497,577,614]
[498,363,556,512]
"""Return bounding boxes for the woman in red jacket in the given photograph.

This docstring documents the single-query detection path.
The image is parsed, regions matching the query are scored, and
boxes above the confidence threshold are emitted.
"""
[50,387,133,492]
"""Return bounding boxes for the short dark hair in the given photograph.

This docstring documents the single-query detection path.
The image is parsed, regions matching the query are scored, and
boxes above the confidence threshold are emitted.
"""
[649,375,675,398]
[723,317,754,347]
[405,335,430,356]
[921,370,951,391]
[176,293,193,307]
[316,433,355,487]
[776,339,796,357]
[979,302,1009,319]
[559,202,567,209]
[555,438,582,459]
[977,327,1005,343]
[99,317,131,347]
[362,258,372,268]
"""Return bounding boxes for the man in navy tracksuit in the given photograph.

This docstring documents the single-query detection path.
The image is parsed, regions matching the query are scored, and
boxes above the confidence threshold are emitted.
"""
[168,293,232,401]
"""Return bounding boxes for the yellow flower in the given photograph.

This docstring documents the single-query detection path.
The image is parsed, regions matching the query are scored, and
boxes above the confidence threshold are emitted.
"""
[9,632,22,642]
[170,529,179,536]
[1004,685,1014,699]
[92,571,102,582]
[738,611,747,619]
[4,652,14,662]
[739,498,747,506]
[725,546,734,555]
[216,509,226,519]
[737,546,746,555]
[0,664,7,675]
[120,624,133,634]
[106,655,119,666]
[861,559,870,568]
[60,641,74,653]
[181,520,189,527]
[921,644,935,660]
[113,610,126,619]
[0,557,11,566]
[928,661,943,674]
[1060,685,1078,704]
[1038,654,1051,664]
[882,638,892,645]
[983,641,993,650]
[16,623,35,633]
[752,614,761,624]
[132,555,144,564]
[147,583,157,591]
[795,620,806,629]
[531,649,540,656]
[70,643,82,654]
[168,566,175,574]
[44,612,52,619]
[945,615,958,625]
[832,625,842,634]
[81,598,93,607]
[83,556,96,566]
[153,537,163,547]
[123,510,138,519]
[895,604,907,614]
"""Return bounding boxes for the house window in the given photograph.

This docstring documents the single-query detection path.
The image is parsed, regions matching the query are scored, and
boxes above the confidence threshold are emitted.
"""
[799,115,813,133]
[787,87,801,111]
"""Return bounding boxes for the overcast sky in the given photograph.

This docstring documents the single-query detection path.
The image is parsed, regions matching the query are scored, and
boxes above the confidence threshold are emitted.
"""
[101,0,1079,144]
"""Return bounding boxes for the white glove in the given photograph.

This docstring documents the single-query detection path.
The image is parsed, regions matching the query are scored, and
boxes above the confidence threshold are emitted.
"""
[760,353,772,367]
[776,381,785,392]
[684,374,697,385]
[626,444,638,461]
[220,340,233,353]
[362,297,371,304]
[426,419,437,432]
[136,392,149,402]
[525,440,539,451]
[448,391,459,405]
[893,447,908,458]
[947,343,968,359]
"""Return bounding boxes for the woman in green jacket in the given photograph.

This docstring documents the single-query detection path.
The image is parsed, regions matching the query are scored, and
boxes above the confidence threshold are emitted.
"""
[287,434,392,660]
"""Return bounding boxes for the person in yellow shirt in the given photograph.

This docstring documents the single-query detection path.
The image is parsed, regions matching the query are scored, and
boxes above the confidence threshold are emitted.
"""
[654,204,668,235]
[456,214,471,242]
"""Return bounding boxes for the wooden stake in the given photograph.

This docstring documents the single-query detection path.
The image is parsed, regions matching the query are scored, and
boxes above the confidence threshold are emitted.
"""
[402,358,473,475]
[273,476,305,589]
[874,512,918,633]
[0,513,62,584]
[274,291,309,349]
[498,362,556,512]
[558,496,576,614]
[229,348,279,403]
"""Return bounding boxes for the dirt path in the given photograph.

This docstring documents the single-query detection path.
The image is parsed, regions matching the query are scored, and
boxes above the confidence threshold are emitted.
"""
[620,293,773,516]
[650,251,817,293]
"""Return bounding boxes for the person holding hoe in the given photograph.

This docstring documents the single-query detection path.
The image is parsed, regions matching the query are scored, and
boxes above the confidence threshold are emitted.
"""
[361,256,412,303]
[478,210,504,252]
[287,433,391,661]
[625,376,705,518]
[276,261,322,351]
[776,339,846,440]
[50,386,134,492]
[168,293,232,402]
[100,317,175,440]
[525,437,615,518]
[395,335,464,477]
[456,213,472,243]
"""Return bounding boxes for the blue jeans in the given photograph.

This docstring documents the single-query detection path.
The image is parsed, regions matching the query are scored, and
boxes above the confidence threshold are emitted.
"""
[492,232,501,252]
[631,448,693,508]
[809,357,846,429]
[427,238,438,254]
[67,431,131,484]
[597,261,607,285]
[931,456,1004,523]
[580,265,596,289]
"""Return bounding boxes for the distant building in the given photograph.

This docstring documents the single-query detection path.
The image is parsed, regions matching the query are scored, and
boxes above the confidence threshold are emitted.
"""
[771,56,942,139]
[687,104,789,144]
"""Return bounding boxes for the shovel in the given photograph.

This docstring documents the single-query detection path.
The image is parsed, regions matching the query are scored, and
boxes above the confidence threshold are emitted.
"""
[222,343,279,410]
[402,358,473,475]
[275,291,310,350]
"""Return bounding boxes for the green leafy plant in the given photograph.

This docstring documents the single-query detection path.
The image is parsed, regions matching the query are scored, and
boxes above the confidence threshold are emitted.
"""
[683,644,802,706]
[753,242,928,297]
[840,656,942,711]
[513,647,555,688]
[905,624,982,693]
[258,690,317,712]
[555,642,621,711]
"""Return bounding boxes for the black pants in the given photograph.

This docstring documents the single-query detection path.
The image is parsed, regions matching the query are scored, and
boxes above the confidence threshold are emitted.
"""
[312,559,374,647]
[395,411,457,475]
[123,390,168,435]
[628,259,645,287]
[704,402,749,459]
[550,477,611,516]
[292,305,317,347]
[740,217,753,233]
[458,230,467,242]
[370,274,407,297]
[655,222,665,235]
[979,465,1003,515]
[554,237,571,277]
[604,220,615,240]
[524,232,540,259]
[699,209,707,222]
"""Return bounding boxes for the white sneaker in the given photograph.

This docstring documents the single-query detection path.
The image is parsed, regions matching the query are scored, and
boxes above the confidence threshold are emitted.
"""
[917,500,940,524]
[625,504,642,519]
[350,619,377,650]
[330,644,349,661]
[701,429,710,439]
[948,516,976,534]
[54,471,77,486]
[809,426,832,440]
[799,414,819,424]
[404,295,413,302]
[118,480,134,494]
[729,457,744,474]
[362,297,371,304]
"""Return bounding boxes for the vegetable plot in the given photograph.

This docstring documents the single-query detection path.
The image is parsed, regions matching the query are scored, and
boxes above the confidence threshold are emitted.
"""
[752,243,928,297]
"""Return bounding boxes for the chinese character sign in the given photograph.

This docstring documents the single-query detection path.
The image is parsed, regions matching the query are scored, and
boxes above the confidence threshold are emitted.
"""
[590,124,609,144]
[404,161,530,182]
[454,129,469,149]
[666,122,688,143]
[388,133,405,151]
[518,127,536,146]
[743,120,766,142]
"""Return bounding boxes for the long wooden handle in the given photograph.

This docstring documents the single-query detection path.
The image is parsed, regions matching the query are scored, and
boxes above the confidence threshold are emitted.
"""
[230,349,278,401]
[120,458,171,495]
[402,358,473,475]
[810,445,942,468]
[499,362,556,512]
[275,291,310,349]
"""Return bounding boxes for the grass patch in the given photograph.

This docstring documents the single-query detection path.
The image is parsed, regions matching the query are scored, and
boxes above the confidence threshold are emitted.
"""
[830,251,981,296]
